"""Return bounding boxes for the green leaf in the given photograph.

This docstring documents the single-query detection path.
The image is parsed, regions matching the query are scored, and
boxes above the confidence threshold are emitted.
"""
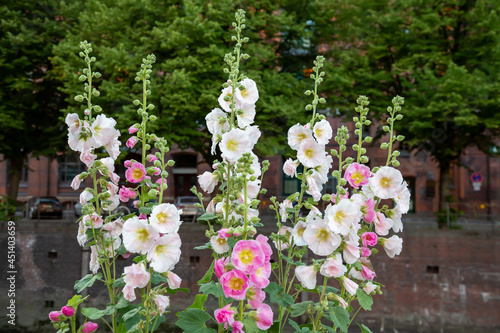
[138,206,152,215]
[66,295,88,309]
[318,285,340,294]
[290,301,314,317]
[151,272,168,285]
[264,282,294,307]
[166,287,190,295]
[81,307,114,320]
[175,308,216,333]
[123,307,141,322]
[357,323,374,333]
[194,242,211,250]
[74,273,102,293]
[328,306,350,333]
[116,244,128,256]
[112,278,126,288]
[197,212,217,221]
[243,316,261,333]
[189,294,208,310]
[115,296,129,310]
[351,262,362,271]
[322,324,337,333]
[199,281,224,298]
[356,289,373,311]
[267,321,281,333]
[198,260,214,284]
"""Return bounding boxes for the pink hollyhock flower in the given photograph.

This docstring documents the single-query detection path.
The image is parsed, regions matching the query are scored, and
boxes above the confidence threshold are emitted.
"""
[125,162,146,183]
[331,187,349,204]
[320,253,347,278]
[361,247,372,257]
[231,240,265,275]
[214,304,237,329]
[363,281,377,295]
[71,175,83,190]
[380,235,403,258]
[156,177,167,189]
[139,213,147,220]
[126,136,137,148]
[49,311,63,322]
[247,286,266,309]
[165,271,182,289]
[231,320,244,333]
[303,219,341,256]
[214,257,230,279]
[250,261,271,288]
[147,233,182,273]
[83,213,103,229]
[122,284,136,301]
[340,276,359,296]
[361,232,378,247]
[124,160,133,168]
[128,125,138,134]
[362,198,376,223]
[61,306,75,317]
[122,217,159,254]
[211,235,230,254]
[81,322,98,333]
[344,163,371,189]
[256,234,272,261]
[119,187,137,203]
[123,263,150,288]
[373,211,393,236]
[105,134,121,161]
[218,228,233,239]
[254,303,274,330]
[283,158,299,177]
[80,150,97,168]
[361,265,376,281]
[295,265,317,290]
[220,269,249,300]
[150,203,182,234]
[147,154,158,162]
[154,295,170,315]
[342,240,361,264]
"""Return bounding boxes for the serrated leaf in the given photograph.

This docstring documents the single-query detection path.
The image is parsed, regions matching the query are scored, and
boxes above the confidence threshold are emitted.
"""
[356,289,373,311]
[175,309,216,333]
[66,295,88,309]
[189,294,208,310]
[264,282,294,307]
[198,260,214,284]
[112,277,126,288]
[74,273,102,293]
[197,212,217,221]
[357,323,373,333]
[243,316,261,333]
[81,307,112,320]
[199,281,224,298]
[290,301,314,317]
[328,306,350,333]
[322,324,337,333]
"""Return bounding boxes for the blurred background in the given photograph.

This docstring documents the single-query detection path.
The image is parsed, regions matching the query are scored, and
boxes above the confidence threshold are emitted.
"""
[0,0,499,332]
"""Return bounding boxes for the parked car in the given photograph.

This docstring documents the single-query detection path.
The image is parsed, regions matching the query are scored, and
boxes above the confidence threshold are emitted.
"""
[28,197,63,219]
[175,196,203,221]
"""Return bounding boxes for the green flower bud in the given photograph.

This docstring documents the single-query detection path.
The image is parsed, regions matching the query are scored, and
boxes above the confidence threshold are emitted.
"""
[74,95,84,102]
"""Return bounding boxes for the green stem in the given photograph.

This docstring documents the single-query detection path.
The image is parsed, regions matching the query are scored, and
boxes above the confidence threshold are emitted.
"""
[87,61,92,119]
[386,112,395,166]
[141,77,148,207]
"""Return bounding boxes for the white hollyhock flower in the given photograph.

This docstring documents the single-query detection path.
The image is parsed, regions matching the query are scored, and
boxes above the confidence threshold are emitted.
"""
[306,175,322,201]
[288,124,313,150]
[303,219,341,256]
[91,114,118,147]
[297,138,326,168]
[295,265,317,290]
[292,221,308,246]
[386,207,403,233]
[247,179,261,199]
[104,132,121,160]
[206,108,229,135]
[325,199,361,236]
[313,119,333,145]
[369,166,404,199]
[237,103,256,128]
[373,212,393,236]
[279,199,293,222]
[122,217,159,254]
[218,86,234,112]
[66,113,82,137]
[220,129,252,162]
[381,235,403,258]
[198,171,219,193]
[311,155,333,186]
[147,233,182,273]
[150,203,182,234]
[283,158,299,177]
[394,182,411,214]
[80,190,93,205]
[235,78,259,104]
[244,125,261,147]
[89,246,100,274]
[210,235,230,254]
[320,253,347,278]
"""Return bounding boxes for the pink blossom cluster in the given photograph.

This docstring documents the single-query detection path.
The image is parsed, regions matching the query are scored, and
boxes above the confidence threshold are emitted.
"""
[214,236,273,331]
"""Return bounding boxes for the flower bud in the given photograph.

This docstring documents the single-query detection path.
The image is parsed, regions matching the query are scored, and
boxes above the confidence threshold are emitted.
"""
[61,306,75,317]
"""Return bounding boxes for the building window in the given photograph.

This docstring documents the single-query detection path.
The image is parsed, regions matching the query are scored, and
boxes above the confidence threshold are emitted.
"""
[58,154,85,185]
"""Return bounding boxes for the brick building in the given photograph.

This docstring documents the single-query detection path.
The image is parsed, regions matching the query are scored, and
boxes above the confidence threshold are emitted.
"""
[1,116,499,216]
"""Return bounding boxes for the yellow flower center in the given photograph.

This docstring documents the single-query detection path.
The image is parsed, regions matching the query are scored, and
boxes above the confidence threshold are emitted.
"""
[298,133,307,141]
[238,249,254,265]
[316,128,323,137]
[240,88,249,98]
[229,276,244,290]
[304,148,314,158]
[334,211,345,224]
[137,228,149,242]
[317,228,329,242]
[155,245,165,255]
[217,238,227,246]
[157,212,167,224]
[297,227,305,237]
[226,139,238,152]
[380,177,391,188]
[352,171,364,185]
[133,168,144,180]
